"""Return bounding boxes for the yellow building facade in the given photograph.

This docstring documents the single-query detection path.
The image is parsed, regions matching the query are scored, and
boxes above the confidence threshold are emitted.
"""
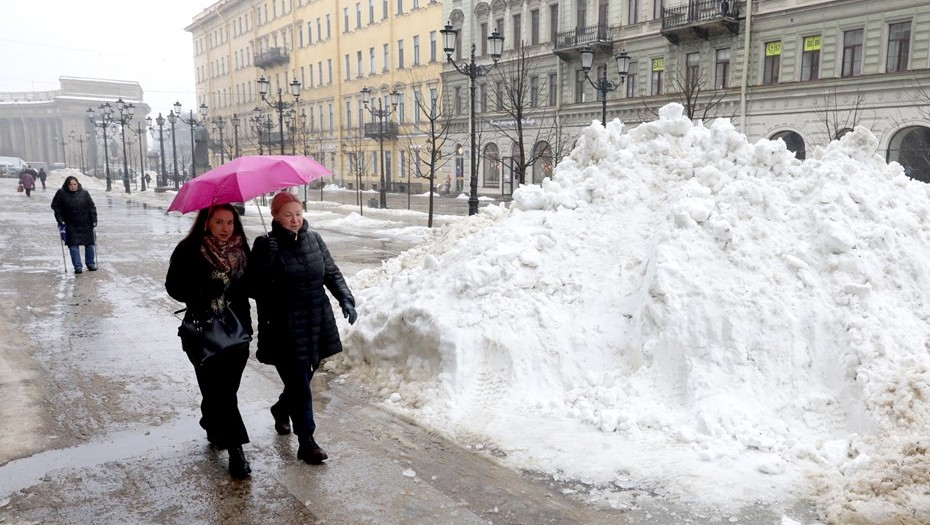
[187,0,445,191]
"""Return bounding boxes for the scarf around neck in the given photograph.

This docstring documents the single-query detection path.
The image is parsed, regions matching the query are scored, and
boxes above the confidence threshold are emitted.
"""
[201,233,247,277]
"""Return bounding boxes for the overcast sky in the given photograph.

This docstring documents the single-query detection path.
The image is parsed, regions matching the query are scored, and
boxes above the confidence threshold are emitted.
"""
[2,0,211,117]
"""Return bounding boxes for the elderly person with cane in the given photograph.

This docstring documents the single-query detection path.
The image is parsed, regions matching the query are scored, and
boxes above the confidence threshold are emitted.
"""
[51,175,97,274]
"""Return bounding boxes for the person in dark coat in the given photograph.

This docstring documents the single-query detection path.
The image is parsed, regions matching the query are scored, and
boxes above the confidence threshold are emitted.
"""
[19,168,35,197]
[50,176,97,273]
[37,168,47,190]
[248,192,357,465]
[165,204,254,478]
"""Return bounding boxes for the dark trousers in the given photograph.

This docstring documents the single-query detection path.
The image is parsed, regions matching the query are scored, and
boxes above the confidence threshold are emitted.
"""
[273,358,316,438]
[188,346,250,448]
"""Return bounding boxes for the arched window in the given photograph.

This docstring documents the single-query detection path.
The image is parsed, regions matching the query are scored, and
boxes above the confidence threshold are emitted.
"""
[835,128,853,141]
[483,142,501,186]
[532,141,553,183]
[888,126,930,183]
[770,130,806,160]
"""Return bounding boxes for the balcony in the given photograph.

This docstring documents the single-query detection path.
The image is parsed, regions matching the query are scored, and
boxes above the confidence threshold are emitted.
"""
[363,122,398,139]
[660,0,743,44]
[553,24,612,60]
[254,47,290,69]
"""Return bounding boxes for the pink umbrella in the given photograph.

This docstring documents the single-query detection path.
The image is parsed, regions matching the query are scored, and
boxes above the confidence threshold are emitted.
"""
[167,155,331,214]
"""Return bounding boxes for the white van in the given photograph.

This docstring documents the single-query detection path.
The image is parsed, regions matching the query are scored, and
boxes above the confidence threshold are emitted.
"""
[0,156,27,178]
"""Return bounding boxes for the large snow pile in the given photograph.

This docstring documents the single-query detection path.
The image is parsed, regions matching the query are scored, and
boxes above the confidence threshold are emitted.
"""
[334,104,930,522]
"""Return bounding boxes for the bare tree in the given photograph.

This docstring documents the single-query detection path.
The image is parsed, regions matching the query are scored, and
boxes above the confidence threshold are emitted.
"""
[811,85,868,146]
[634,68,732,123]
[341,128,374,216]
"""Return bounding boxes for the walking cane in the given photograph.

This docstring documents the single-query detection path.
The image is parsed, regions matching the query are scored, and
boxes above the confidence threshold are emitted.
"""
[58,224,67,273]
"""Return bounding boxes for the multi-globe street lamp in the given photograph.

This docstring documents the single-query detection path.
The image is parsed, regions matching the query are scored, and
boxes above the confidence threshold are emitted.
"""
[439,22,504,215]
[231,114,241,158]
[251,110,275,155]
[579,45,631,126]
[69,130,87,175]
[129,121,148,191]
[174,101,208,179]
[146,113,168,187]
[360,86,401,209]
[257,75,302,155]
[87,102,115,191]
[111,97,136,194]
[167,110,181,189]
[211,116,227,165]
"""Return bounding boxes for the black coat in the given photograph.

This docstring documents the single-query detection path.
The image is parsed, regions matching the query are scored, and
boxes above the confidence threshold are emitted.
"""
[51,182,97,246]
[248,220,354,368]
[165,236,253,336]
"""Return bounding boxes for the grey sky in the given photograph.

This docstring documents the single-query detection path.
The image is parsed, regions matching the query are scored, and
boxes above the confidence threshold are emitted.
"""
[1,0,209,117]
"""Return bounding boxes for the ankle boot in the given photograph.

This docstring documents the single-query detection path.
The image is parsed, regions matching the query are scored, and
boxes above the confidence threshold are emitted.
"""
[228,446,252,478]
[270,404,291,435]
[297,435,328,464]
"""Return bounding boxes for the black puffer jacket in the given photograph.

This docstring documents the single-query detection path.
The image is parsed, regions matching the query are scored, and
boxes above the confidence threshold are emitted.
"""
[51,182,97,246]
[248,219,354,368]
[165,237,253,336]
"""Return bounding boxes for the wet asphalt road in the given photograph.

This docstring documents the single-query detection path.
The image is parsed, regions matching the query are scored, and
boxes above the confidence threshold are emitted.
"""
[0,182,819,524]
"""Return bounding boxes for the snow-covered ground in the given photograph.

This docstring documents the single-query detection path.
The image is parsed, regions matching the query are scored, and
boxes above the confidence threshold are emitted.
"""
[334,104,930,524]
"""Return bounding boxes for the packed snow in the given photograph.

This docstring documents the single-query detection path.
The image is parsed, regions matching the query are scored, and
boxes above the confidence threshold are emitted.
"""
[333,103,930,523]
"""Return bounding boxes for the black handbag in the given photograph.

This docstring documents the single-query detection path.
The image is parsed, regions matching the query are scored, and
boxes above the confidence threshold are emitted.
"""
[178,307,252,365]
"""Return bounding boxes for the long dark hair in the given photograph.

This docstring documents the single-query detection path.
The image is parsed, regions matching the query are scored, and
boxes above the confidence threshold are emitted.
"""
[178,204,247,247]
[61,175,81,191]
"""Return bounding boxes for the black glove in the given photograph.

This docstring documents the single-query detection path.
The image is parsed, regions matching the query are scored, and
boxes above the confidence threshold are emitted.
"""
[341,303,358,325]
[58,223,67,242]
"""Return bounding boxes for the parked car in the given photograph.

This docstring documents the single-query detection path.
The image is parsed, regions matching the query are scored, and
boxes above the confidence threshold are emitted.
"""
[0,157,28,178]
[232,202,246,216]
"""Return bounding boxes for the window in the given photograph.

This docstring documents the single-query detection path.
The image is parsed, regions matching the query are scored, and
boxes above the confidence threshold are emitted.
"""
[317,61,323,83]
[548,73,557,105]
[413,0,419,8]
[343,7,349,31]
[346,101,353,127]
[398,39,405,68]
[576,5,585,30]
[356,3,362,28]
[308,21,313,43]
[369,0,374,22]
[357,50,363,76]
[625,62,637,97]
[549,4,559,43]
[841,29,863,77]
[430,31,437,62]
[398,94,405,123]
[763,41,780,85]
[513,14,522,49]
[480,23,488,55]
[383,43,390,71]
[309,64,315,87]
[627,0,638,24]
[327,58,333,83]
[328,103,333,131]
[358,100,365,128]
[800,35,820,81]
[383,0,388,19]
[495,81,503,110]
[413,35,420,65]
[370,47,376,74]
[454,87,462,114]
[481,84,488,111]
[575,70,586,103]
[685,52,699,88]
[345,54,351,79]
[530,9,540,45]
[653,0,664,20]
[886,21,911,73]
[326,14,332,38]
[715,48,730,89]
[397,0,403,15]
[413,88,421,122]
[316,18,321,39]
[650,57,663,95]
[530,76,539,107]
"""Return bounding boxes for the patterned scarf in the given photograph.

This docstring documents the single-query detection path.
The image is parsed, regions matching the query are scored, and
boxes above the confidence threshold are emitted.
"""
[201,233,247,278]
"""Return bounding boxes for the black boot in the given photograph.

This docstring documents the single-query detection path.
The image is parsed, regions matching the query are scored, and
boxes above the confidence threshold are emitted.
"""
[297,435,328,464]
[228,446,251,478]
[270,404,291,435]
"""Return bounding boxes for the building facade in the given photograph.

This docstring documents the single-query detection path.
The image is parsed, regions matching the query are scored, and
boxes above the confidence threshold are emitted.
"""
[187,0,446,191]
[0,77,151,175]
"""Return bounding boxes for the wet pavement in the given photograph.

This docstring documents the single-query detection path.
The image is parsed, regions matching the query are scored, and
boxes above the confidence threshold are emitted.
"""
[0,181,818,524]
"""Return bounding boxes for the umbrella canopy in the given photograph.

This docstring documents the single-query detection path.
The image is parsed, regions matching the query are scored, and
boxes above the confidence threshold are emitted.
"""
[167,155,331,214]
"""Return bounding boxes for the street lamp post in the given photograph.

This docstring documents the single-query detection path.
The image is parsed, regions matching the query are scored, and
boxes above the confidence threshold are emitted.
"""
[257,76,302,154]
[174,101,208,178]
[87,102,115,191]
[440,22,504,216]
[286,109,298,156]
[69,130,87,175]
[360,87,401,209]
[231,114,241,158]
[579,45,631,126]
[212,116,226,165]
[167,111,180,189]
[113,98,135,194]
[129,121,147,191]
[54,134,66,167]
[146,114,168,187]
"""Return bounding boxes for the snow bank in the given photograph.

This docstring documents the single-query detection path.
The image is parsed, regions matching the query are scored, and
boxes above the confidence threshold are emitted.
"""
[335,103,930,522]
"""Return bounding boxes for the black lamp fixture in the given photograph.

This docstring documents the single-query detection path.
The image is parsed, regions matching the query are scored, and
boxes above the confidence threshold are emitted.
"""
[257,75,302,154]
[579,45,631,126]
[174,100,208,179]
[360,86,402,209]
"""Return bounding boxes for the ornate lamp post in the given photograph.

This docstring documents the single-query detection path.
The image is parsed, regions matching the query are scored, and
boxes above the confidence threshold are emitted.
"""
[167,110,181,189]
[579,45,631,126]
[361,87,401,209]
[257,76,302,154]
[69,130,87,175]
[174,101,208,178]
[231,114,241,158]
[440,22,504,215]
[86,102,115,191]
[129,121,148,191]
[146,113,168,187]
[111,97,135,194]
[211,116,226,165]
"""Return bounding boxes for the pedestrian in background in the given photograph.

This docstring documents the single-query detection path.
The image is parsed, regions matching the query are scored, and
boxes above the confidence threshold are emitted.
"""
[37,168,47,190]
[19,168,35,197]
[248,191,357,465]
[51,176,97,273]
[165,204,254,479]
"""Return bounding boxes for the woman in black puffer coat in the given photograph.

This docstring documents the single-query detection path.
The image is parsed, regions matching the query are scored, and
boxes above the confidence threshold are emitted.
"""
[166,204,254,478]
[248,192,357,465]
[51,176,97,273]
